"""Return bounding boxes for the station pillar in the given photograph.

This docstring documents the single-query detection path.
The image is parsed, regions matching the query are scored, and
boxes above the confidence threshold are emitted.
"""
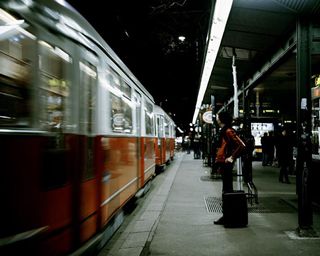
[295,16,316,236]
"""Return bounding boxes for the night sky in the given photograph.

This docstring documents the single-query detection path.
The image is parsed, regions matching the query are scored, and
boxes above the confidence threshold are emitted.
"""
[66,0,211,131]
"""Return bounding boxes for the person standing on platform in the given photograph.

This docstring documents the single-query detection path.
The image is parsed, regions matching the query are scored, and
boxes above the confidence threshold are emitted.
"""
[276,127,293,184]
[266,131,275,165]
[241,132,255,183]
[193,133,201,159]
[213,111,246,225]
[261,132,268,166]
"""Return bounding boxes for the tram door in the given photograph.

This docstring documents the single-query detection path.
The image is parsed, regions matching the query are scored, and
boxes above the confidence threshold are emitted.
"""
[156,115,165,167]
[134,91,143,186]
[37,30,77,254]
[77,48,99,244]
[78,56,97,181]
[135,91,142,136]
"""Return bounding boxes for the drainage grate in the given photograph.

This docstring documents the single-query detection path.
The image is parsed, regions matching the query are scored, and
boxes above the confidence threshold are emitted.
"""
[204,196,297,213]
[204,196,222,213]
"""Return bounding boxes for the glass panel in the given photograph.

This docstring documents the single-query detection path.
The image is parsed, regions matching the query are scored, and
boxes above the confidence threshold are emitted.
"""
[107,67,121,89]
[79,61,97,134]
[123,98,133,133]
[0,9,34,127]
[157,116,164,138]
[106,67,133,134]
[122,81,131,99]
[79,61,97,180]
[38,41,72,132]
[134,91,141,134]
[110,93,133,133]
[144,100,154,136]
[165,117,170,136]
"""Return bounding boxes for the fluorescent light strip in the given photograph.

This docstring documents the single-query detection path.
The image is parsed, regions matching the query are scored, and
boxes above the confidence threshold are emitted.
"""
[192,0,233,123]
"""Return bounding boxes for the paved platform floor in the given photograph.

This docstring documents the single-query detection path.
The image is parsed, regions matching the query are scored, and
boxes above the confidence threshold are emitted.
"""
[98,152,320,256]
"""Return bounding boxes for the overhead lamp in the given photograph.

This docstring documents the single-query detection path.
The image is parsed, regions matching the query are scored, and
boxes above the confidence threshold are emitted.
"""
[178,36,185,42]
[177,127,184,133]
[192,0,233,123]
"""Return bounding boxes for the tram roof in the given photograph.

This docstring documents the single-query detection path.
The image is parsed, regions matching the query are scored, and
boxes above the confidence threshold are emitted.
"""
[1,0,155,103]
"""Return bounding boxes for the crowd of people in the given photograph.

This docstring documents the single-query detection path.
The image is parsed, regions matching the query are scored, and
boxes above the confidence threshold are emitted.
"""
[180,120,295,186]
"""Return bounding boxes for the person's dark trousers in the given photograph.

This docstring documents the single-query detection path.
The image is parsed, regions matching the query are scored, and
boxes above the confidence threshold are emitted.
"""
[262,153,267,166]
[221,163,234,193]
[279,164,290,183]
[222,163,234,213]
[214,163,234,225]
[242,155,253,183]
[267,151,274,165]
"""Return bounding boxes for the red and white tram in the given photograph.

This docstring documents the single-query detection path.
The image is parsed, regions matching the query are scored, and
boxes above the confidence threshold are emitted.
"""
[154,105,176,172]
[0,1,175,255]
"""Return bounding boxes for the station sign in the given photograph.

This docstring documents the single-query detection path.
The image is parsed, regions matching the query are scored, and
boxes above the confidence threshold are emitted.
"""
[315,75,320,86]
[312,86,320,99]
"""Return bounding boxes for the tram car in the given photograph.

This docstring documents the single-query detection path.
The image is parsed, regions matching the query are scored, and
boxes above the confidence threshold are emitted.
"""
[154,105,176,172]
[0,1,175,255]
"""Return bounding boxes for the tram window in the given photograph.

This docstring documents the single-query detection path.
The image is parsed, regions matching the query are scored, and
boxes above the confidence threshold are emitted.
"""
[0,10,35,127]
[157,116,164,138]
[79,61,97,180]
[165,117,170,137]
[107,67,121,90]
[122,81,131,99]
[38,41,72,132]
[110,93,133,134]
[107,68,131,99]
[106,67,133,134]
[144,100,154,136]
[133,91,141,133]
[172,124,176,138]
[79,61,97,134]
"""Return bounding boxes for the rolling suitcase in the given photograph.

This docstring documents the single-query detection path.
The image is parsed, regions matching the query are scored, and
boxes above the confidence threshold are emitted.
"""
[222,190,248,228]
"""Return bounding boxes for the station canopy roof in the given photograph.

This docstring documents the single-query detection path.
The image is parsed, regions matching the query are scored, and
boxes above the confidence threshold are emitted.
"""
[201,0,320,119]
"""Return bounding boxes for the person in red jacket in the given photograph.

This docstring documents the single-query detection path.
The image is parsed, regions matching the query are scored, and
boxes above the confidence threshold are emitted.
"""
[213,111,246,225]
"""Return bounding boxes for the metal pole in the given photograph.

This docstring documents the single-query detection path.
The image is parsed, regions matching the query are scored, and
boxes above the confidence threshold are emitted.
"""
[296,16,315,237]
[243,88,252,183]
[232,54,239,118]
[255,91,260,117]
[210,95,216,171]
[232,51,242,190]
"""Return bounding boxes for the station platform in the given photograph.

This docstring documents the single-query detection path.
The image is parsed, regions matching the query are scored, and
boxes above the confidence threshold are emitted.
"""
[98,152,320,256]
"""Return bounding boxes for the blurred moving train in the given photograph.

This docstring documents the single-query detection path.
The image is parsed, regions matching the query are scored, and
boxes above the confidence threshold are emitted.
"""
[0,1,176,255]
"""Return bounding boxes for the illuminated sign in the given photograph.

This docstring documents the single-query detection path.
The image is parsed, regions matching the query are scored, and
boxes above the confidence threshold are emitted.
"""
[315,75,320,86]
[312,86,320,99]
[202,111,213,124]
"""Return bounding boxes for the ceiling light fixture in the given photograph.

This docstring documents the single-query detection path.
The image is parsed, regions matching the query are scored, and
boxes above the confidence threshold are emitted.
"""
[178,35,185,42]
[192,0,233,123]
